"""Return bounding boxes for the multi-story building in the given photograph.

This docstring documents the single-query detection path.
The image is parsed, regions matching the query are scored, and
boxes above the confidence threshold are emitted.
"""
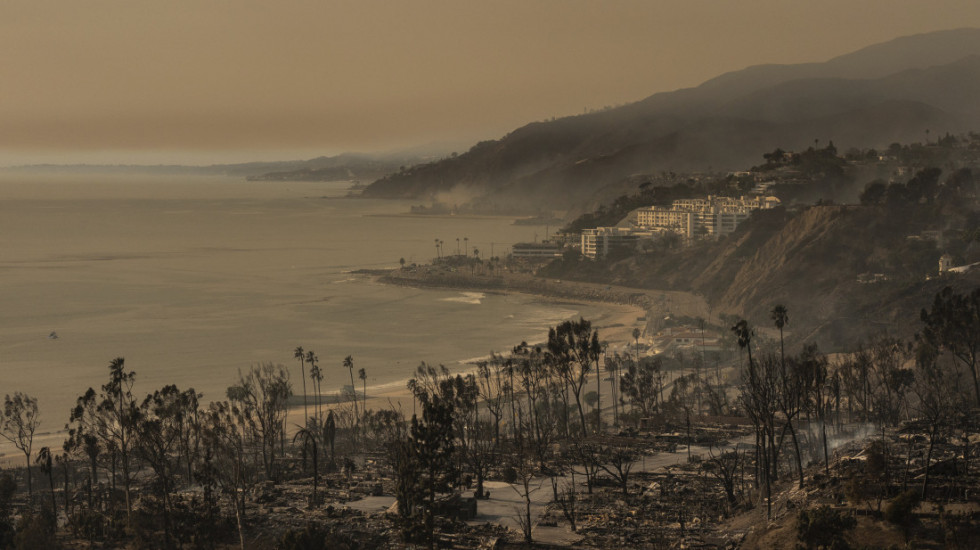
[581,227,640,259]
[580,227,668,259]
[511,241,563,259]
[635,195,779,241]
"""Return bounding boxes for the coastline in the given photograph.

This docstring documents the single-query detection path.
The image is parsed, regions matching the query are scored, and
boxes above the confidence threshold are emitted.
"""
[287,264,707,425]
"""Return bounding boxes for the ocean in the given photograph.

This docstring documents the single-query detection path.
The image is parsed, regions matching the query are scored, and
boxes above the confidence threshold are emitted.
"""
[0,172,607,451]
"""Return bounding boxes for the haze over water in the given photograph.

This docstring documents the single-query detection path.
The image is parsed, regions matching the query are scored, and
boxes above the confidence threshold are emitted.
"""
[0,173,601,445]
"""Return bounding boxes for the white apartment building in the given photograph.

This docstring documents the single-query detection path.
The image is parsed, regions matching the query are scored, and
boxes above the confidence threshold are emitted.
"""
[581,227,640,259]
[636,195,779,241]
[580,227,668,259]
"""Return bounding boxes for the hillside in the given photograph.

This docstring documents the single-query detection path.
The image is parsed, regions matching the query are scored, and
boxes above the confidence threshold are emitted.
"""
[540,188,980,350]
[362,28,980,215]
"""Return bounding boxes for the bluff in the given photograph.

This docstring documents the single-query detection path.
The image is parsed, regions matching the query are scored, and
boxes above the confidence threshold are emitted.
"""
[540,202,980,349]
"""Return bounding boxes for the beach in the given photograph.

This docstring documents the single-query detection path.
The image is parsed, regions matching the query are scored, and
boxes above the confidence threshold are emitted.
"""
[287,264,710,426]
[289,291,650,425]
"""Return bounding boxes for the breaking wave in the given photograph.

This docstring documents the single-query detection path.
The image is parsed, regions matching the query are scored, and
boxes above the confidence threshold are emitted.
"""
[439,291,485,305]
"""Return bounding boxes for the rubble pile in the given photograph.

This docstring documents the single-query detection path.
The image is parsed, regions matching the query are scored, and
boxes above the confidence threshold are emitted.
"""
[557,467,742,549]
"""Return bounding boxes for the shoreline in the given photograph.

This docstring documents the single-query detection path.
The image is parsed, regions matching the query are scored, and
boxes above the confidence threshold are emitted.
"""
[285,264,709,427]
[286,295,647,427]
[4,266,695,460]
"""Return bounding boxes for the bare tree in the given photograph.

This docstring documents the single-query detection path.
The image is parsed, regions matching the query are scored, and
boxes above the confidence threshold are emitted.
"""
[509,452,541,544]
[397,377,456,549]
[704,446,742,511]
[66,358,139,526]
[548,318,601,436]
[571,440,603,495]
[619,355,664,419]
[462,419,496,499]
[200,401,254,550]
[919,286,980,406]
[0,392,40,503]
[513,342,548,447]
[598,441,641,495]
[912,342,962,498]
[226,363,292,480]
[476,354,506,445]
[556,472,578,532]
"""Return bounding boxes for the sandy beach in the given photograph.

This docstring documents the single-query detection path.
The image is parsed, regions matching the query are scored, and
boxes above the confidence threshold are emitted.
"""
[285,292,649,427]
[285,265,710,427]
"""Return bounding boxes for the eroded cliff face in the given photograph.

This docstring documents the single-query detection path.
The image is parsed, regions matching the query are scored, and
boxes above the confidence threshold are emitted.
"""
[548,204,980,349]
[709,206,856,327]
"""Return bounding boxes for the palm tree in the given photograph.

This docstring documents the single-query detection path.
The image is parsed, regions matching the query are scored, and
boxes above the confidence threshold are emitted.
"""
[456,237,460,255]
[36,446,56,518]
[464,236,469,256]
[435,238,441,259]
[771,305,788,376]
[731,320,754,375]
[307,351,320,425]
[358,367,368,423]
[293,427,319,507]
[294,346,309,428]
[343,355,359,422]
[324,410,336,460]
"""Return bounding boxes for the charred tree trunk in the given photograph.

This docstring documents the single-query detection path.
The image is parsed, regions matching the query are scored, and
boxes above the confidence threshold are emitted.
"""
[787,421,804,489]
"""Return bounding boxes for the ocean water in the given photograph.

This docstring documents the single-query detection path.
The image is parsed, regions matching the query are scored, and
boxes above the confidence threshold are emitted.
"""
[0,172,600,447]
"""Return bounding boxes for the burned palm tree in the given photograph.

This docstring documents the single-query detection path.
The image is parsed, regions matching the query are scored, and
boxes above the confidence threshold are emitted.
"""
[293,427,319,507]
[294,346,309,428]
[358,367,367,421]
[343,356,359,422]
[306,351,321,426]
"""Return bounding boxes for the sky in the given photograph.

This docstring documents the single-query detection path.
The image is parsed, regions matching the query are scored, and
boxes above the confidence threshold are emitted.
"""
[3,0,980,166]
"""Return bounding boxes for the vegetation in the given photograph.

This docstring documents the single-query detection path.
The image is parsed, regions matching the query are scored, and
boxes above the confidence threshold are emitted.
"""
[0,283,976,548]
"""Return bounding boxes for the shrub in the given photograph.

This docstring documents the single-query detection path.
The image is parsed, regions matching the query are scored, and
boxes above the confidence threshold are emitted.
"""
[14,509,59,550]
[796,505,856,549]
[885,490,920,542]
[884,489,919,526]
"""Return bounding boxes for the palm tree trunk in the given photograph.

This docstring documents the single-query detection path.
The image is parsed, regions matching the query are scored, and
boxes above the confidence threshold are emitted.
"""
[300,360,309,426]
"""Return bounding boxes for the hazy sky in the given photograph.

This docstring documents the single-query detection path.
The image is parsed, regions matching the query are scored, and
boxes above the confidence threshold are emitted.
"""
[3,1,980,165]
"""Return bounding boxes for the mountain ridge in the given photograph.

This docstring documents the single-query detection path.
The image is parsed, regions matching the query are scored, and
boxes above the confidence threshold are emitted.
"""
[363,28,980,214]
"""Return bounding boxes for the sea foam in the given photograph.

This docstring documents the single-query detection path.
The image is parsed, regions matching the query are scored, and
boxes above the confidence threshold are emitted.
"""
[440,291,485,305]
